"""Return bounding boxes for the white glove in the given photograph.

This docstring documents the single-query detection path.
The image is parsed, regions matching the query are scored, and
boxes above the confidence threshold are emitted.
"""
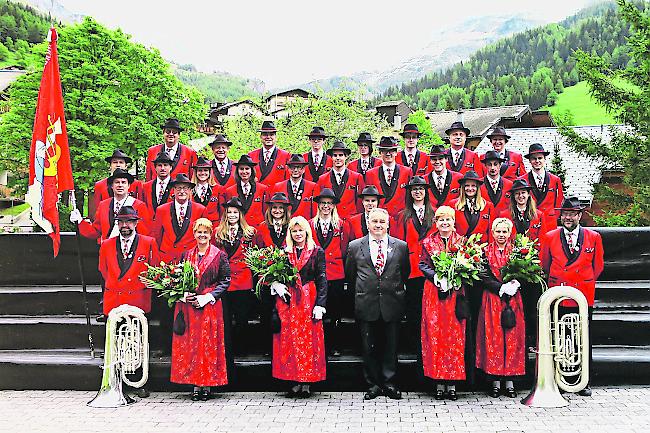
[312,305,326,320]
[271,281,291,303]
[69,208,83,224]
[434,274,449,293]
[195,293,215,308]
[179,292,190,303]
[499,281,519,297]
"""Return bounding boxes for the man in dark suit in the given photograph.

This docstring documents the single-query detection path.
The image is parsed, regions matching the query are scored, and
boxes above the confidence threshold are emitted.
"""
[345,207,410,400]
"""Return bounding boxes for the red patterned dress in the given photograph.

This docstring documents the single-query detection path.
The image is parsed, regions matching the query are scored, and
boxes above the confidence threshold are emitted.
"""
[272,246,328,383]
[170,245,231,387]
[475,242,526,377]
[419,231,468,381]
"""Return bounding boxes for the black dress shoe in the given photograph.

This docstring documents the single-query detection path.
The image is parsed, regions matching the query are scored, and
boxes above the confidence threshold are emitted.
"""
[434,389,444,400]
[191,390,201,401]
[364,386,383,400]
[578,386,592,397]
[300,388,311,398]
[200,389,210,401]
[488,386,501,398]
[96,314,106,323]
[135,388,150,398]
[286,388,300,398]
[504,387,517,398]
[446,389,458,401]
[383,385,402,400]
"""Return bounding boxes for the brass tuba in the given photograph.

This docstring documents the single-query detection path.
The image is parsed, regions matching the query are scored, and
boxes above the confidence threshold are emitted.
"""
[88,304,149,407]
[521,285,590,407]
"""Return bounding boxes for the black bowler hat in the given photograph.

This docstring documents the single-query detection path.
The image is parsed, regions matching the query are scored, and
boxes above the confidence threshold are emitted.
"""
[458,170,484,185]
[445,121,470,136]
[353,132,376,144]
[406,175,430,189]
[232,154,258,166]
[153,151,173,165]
[524,143,550,159]
[358,185,384,199]
[428,144,448,158]
[107,168,134,185]
[400,123,422,137]
[377,136,399,151]
[507,179,533,193]
[306,126,328,138]
[287,154,309,166]
[326,141,352,156]
[486,126,511,141]
[115,205,141,221]
[313,188,340,204]
[209,134,232,147]
[161,118,184,131]
[259,120,277,132]
[481,150,506,164]
[222,196,244,210]
[266,192,291,206]
[556,197,585,211]
[104,149,132,164]
[192,156,212,169]
[169,173,196,189]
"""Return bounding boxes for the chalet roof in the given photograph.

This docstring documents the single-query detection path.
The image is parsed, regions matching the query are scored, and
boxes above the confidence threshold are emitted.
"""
[427,105,532,139]
[0,69,26,93]
[211,99,259,113]
[265,88,315,101]
[375,100,408,108]
[475,125,626,204]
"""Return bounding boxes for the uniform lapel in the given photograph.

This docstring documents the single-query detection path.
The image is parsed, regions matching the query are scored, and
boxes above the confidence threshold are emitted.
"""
[500,150,510,176]
[380,165,399,202]
[259,148,276,180]
[170,145,182,171]
[118,235,140,279]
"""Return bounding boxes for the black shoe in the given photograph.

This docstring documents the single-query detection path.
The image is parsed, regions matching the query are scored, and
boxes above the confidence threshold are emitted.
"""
[191,390,201,401]
[364,385,383,400]
[300,387,311,398]
[434,389,444,400]
[330,349,341,357]
[200,389,210,401]
[578,386,592,397]
[504,387,517,398]
[488,386,501,398]
[286,386,301,398]
[96,314,106,323]
[383,385,402,400]
[446,389,458,401]
[134,388,150,398]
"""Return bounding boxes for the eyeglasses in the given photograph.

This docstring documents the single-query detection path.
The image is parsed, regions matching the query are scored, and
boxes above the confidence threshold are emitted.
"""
[163,129,179,135]
[175,186,191,191]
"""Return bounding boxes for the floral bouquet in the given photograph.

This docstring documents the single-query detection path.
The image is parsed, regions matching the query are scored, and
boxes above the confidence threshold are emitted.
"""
[500,234,547,290]
[140,260,198,307]
[244,246,298,299]
[431,233,486,293]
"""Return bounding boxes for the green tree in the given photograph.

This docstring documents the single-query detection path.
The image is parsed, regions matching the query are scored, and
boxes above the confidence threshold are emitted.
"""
[404,110,443,149]
[0,41,9,61]
[559,0,650,226]
[0,17,205,193]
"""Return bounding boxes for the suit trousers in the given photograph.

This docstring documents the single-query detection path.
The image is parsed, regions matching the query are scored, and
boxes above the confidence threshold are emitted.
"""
[325,279,346,351]
[358,317,399,388]
[558,306,593,385]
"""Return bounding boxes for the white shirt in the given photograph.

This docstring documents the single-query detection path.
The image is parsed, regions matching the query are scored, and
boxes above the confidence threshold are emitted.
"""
[332,167,346,184]
[487,175,501,190]
[433,169,447,186]
[214,158,228,174]
[451,148,463,161]
[404,148,417,161]
[156,177,170,201]
[240,181,251,195]
[119,233,136,256]
[413,204,425,219]
[369,235,389,267]
[312,150,324,164]
[564,225,580,248]
[175,200,188,219]
[320,217,332,234]
[164,143,179,161]
[289,178,302,194]
[532,169,546,185]
[263,146,276,159]
[382,163,396,180]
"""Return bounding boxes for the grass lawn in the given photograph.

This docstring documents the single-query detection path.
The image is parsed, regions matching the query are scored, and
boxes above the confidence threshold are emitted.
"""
[0,202,30,217]
[543,81,619,126]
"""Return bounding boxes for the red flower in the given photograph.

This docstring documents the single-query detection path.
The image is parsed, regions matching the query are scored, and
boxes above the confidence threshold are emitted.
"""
[450,245,459,253]
[473,256,480,262]
[521,248,530,255]
[464,252,470,259]
[266,260,273,265]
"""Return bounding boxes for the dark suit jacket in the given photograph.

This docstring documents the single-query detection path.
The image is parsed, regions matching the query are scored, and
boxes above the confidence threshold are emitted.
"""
[345,235,410,322]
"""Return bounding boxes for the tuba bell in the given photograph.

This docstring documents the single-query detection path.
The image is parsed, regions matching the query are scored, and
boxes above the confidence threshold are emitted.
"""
[88,304,149,407]
[521,285,590,407]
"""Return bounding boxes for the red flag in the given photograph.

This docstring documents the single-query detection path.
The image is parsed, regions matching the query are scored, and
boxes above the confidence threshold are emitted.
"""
[26,27,74,257]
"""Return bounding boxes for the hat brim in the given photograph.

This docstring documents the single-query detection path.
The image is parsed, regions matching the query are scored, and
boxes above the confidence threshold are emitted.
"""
[314,196,341,204]
[428,152,447,158]
[192,164,212,169]
[161,125,184,132]
[104,155,132,164]
[555,206,585,211]
[524,151,550,158]
[210,140,232,147]
[507,185,533,193]
[307,134,329,139]
[170,180,196,188]
[399,131,422,137]
[354,139,376,144]
[107,173,135,185]
[358,192,385,199]
[221,202,244,209]
[259,128,277,133]
[377,145,399,151]
[487,133,510,141]
[115,215,141,221]
[459,177,484,185]
[266,199,292,206]
[481,157,506,164]
[406,183,430,189]
[233,160,258,167]
[445,127,471,136]
[326,148,351,156]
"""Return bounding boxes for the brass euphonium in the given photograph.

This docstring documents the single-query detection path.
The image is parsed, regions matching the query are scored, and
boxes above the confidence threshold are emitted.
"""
[88,304,149,407]
[521,285,590,407]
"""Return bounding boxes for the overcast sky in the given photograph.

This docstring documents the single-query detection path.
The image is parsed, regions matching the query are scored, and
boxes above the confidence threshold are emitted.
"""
[61,0,598,88]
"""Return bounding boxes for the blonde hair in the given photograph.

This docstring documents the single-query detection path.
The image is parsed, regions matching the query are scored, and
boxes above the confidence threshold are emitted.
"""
[191,166,217,187]
[314,203,341,229]
[455,181,487,211]
[492,217,513,234]
[435,205,455,220]
[214,206,256,243]
[285,216,316,250]
[193,217,213,233]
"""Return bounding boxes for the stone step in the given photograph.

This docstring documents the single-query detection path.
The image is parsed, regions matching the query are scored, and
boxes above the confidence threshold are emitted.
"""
[0,285,102,315]
[591,309,650,345]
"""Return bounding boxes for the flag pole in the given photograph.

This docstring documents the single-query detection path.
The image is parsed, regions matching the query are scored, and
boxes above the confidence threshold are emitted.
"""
[70,191,95,358]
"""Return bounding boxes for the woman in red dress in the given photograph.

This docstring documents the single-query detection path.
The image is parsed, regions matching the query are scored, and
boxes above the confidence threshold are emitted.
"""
[476,218,526,398]
[170,218,231,401]
[271,216,327,397]
[419,206,468,400]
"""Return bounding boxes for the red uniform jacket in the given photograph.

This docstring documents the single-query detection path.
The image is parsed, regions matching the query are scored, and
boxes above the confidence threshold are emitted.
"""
[303,152,333,183]
[98,234,159,314]
[221,182,268,227]
[248,147,291,187]
[365,164,411,220]
[347,157,382,179]
[192,184,221,223]
[391,213,436,279]
[447,148,485,177]
[541,227,604,306]
[271,179,319,220]
[317,169,365,220]
[310,218,351,281]
[79,197,151,243]
[92,178,144,215]
[210,158,237,193]
[480,150,526,181]
[451,199,496,243]
[141,178,174,214]
[145,144,198,181]
[499,208,548,247]
[518,171,564,230]
[257,222,288,249]
[426,170,463,209]
[152,201,207,263]
[215,231,263,291]
[348,213,396,240]
[396,150,432,177]
[480,177,513,216]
